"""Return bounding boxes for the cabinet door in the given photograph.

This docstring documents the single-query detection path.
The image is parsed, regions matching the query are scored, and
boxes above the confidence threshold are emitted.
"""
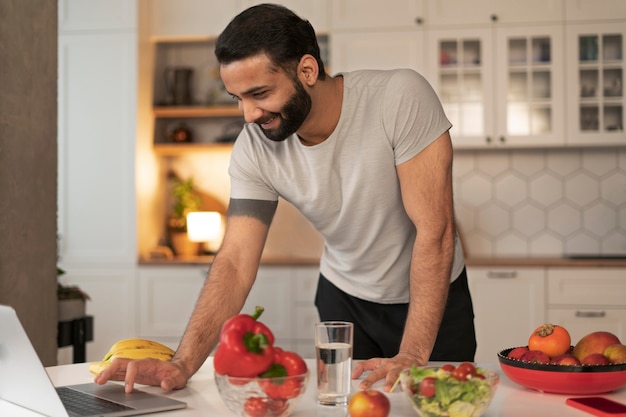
[291,267,320,358]
[148,0,239,39]
[57,32,137,264]
[330,0,424,30]
[566,22,626,145]
[331,30,425,74]
[427,28,495,147]
[566,0,626,21]
[427,0,563,26]
[467,267,545,362]
[494,25,565,146]
[137,266,208,338]
[548,308,626,344]
[242,267,293,347]
[58,0,137,32]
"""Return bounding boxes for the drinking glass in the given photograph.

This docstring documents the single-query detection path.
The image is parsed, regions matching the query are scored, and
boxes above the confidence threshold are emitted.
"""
[314,321,354,406]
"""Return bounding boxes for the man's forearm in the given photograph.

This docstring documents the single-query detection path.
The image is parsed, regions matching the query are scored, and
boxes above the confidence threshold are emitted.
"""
[399,229,455,364]
[171,255,252,378]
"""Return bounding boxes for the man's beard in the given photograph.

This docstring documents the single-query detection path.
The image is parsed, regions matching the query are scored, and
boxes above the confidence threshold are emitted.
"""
[258,80,311,142]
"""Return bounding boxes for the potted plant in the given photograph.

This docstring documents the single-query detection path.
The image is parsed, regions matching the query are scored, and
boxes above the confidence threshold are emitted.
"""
[57,267,90,322]
[167,173,201,257]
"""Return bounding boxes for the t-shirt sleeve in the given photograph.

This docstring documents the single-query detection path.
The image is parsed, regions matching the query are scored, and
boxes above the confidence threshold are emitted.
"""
[228,126,280,202]
[382,69,452,166]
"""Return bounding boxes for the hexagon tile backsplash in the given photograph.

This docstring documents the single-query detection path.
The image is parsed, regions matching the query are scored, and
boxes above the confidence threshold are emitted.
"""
[453,148,626,258]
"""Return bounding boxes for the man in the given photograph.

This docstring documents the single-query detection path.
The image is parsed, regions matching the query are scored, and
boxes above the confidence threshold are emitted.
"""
[96,3,476,393]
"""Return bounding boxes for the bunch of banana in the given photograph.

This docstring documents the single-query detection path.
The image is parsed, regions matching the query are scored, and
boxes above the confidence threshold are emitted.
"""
[88,338,175,375]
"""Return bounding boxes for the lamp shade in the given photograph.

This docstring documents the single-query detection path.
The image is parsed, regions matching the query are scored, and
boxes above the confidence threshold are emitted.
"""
[186,211,223,243]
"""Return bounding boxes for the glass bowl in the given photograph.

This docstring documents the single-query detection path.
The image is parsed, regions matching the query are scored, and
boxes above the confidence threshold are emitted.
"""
[400,366,499,417]
[498,347,626,395]
[214,371,309,417]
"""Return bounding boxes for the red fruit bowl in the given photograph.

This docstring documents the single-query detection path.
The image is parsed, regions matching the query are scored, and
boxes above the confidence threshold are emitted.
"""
[498,347,626,395]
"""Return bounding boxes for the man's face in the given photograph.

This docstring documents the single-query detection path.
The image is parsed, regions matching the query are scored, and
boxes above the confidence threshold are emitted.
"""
[220,54,311,142]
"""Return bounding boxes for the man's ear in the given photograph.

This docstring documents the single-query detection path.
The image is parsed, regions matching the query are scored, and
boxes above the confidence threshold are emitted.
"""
[298,54,319,86]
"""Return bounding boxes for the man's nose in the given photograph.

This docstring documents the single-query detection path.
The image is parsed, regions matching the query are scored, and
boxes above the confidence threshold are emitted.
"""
[239,100,263,124]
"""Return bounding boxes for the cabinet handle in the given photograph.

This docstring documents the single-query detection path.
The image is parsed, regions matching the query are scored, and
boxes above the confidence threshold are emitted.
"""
[490,14,498,22]
[415,17,423,25]
[487,271,517,279]
[486,136,492,143]
[575,311,606,318]
[499,136,505,143]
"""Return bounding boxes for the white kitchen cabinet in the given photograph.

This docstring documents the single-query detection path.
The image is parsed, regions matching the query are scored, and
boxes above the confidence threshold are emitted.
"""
[330,0,424,30]
[329,0,426,76]
[428,24,564,148]
[242,267,293,349]
[565,22,625,146]
[427,0,564,27]
[547,267,626,343]
[58,0,136,32]
[57,0,139,364]
[57,31,137,265]
[290,267,320,358]
[147,0,239,39]
[330,30,426,74]
[137,265,320,357]
[566,0,626,22]
[137,266,208,345]
[467,267,546,362]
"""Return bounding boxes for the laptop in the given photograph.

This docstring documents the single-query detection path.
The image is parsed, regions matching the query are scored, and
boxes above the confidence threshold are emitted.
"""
[0,305,187,417]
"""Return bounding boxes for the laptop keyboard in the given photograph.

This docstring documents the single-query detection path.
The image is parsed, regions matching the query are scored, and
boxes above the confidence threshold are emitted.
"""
[56,386,134,416]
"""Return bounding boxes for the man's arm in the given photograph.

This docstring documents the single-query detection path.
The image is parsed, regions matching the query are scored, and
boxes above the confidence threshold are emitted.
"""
[352,131,456,391]
[95,198,278,391]
[395,130,456,363]
[172,198,279,378]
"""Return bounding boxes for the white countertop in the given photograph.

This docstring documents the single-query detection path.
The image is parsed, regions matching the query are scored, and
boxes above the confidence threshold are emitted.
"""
[3,358,625,416]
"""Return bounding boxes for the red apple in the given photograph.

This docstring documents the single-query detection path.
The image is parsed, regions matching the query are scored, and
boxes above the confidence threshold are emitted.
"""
[581,353,611,365]
[348,390,391,417]
[549,353,581,366]
[573,331,621,362]
[507,346,529,360]
[520,350,550,364]
[603,344,626,364]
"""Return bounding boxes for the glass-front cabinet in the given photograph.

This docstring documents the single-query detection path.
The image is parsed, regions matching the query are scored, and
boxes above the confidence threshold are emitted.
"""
[428,25,563,148]
[566,23,625,145]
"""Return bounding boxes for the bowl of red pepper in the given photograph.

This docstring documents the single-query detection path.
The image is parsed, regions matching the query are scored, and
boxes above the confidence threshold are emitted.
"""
[213,307,310,417]
[214,368,309,417]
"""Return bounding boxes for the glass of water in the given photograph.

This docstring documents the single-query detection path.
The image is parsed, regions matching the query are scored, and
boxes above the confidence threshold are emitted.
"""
[314,321,354,406]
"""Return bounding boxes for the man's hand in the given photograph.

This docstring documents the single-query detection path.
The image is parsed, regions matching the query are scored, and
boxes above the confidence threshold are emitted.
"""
[351,352,423,392]
[94,357,189,393]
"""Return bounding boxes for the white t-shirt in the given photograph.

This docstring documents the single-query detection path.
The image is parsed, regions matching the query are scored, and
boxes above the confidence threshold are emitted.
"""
[229,69,465,303]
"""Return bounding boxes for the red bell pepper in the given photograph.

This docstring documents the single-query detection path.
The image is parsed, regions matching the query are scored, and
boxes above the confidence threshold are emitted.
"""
[213,306,275,378]
[258,347,308,399]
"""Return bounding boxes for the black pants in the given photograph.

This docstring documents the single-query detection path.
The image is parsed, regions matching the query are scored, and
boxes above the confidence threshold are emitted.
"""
[314,267,477,361]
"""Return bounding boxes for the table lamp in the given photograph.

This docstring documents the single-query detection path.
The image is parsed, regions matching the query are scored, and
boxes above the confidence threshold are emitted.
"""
[186,211,224,254]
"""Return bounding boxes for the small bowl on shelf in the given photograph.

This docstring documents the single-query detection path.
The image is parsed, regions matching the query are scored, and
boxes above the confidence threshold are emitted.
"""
[498,347,626,395]
[214,371,309,417]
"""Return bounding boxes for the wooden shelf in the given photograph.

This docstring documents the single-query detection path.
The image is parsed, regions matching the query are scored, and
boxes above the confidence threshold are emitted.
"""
[154,142,233,155]
[153,105,241,118]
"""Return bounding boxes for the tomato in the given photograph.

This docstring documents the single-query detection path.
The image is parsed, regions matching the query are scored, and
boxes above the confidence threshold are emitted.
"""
[440,364,455,373]
[451,362,476,381]
[528,323,571,358]
[419,376,436,398]
[244,397,268,417]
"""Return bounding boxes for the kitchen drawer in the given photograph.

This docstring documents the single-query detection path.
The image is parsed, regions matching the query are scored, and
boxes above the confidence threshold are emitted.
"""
[548,268,626,307]
[547,308,626,342]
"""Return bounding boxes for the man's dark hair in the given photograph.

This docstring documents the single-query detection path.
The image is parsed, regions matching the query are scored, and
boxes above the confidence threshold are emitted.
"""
[215,3,327,80]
